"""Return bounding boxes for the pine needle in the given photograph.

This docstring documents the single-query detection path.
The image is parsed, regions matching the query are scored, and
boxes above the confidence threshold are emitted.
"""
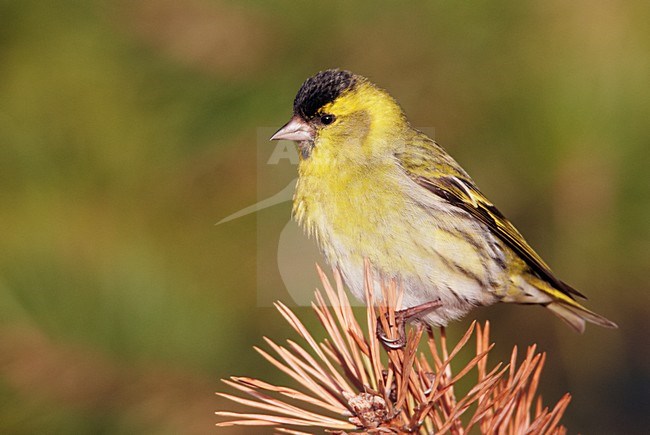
[216,265,571,433]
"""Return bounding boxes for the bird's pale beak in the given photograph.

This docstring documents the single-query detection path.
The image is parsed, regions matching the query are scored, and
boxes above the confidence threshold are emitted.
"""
[270,116,314,142]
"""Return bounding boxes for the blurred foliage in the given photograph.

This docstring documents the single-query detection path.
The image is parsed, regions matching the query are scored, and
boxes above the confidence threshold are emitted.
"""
[0,0,648,433]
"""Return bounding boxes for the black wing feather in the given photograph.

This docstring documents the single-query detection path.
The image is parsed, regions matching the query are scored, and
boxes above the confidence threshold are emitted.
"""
[414,174,586,300]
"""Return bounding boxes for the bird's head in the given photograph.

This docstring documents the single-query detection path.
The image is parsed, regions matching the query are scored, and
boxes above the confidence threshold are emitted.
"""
[271,69,409,161]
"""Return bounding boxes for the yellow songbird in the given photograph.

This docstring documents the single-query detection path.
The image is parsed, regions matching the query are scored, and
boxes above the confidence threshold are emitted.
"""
[271,69,616,340]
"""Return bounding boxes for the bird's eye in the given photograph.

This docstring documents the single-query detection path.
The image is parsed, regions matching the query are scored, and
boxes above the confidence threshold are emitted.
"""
[320,114,335,125]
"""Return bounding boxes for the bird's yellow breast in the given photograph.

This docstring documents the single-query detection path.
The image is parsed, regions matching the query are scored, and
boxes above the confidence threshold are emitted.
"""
[293,147,409,267]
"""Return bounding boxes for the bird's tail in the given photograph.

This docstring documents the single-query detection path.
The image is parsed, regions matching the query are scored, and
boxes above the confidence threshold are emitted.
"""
[547,300,618,333]
[516,273,618,333]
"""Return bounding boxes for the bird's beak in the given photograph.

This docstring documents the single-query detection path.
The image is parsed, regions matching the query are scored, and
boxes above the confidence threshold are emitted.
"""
[270,116,314,142]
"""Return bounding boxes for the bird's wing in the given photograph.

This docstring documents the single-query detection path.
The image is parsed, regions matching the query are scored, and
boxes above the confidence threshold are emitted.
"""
[403,167,585,300]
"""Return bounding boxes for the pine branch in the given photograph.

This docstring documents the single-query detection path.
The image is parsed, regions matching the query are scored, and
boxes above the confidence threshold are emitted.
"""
[216,264,569,434]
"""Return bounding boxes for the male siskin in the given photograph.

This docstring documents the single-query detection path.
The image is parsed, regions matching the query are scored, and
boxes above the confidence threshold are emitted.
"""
[271,69,617,333]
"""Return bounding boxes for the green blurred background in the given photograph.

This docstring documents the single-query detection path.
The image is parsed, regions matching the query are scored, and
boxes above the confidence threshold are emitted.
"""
[1,0,649,433]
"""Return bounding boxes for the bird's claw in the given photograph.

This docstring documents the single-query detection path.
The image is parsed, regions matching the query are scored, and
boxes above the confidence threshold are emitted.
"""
[376,299,443,349]
[377,321,407,349]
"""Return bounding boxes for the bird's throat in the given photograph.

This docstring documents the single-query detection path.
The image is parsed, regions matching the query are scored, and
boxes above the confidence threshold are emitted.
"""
[298,140,314,159]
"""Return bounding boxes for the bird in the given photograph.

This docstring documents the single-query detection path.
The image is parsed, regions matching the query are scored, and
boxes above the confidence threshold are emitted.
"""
[270,69,617,342]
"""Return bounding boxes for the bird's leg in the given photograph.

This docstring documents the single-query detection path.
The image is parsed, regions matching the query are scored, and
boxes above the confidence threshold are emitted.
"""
[376,299,442,349]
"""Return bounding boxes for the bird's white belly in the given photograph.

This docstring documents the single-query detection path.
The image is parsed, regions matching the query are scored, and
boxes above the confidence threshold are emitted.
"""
[317,210,505,326]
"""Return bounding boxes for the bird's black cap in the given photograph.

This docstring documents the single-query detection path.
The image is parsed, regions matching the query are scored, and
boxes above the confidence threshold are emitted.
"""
[293,69,356,120]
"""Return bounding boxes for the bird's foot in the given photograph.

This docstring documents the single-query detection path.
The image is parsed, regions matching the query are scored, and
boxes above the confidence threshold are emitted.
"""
[376,299,442,349]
